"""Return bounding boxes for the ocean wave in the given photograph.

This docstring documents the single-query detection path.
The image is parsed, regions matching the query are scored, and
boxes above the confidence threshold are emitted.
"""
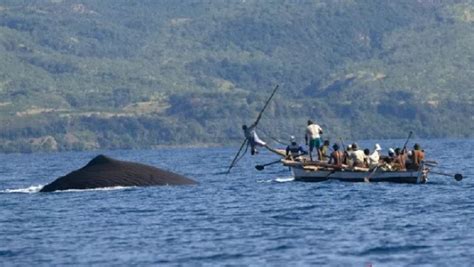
[58,186,133,192]
[256,176,295,183]
[1,185,44,193]
[358,245,431,256]
[256,179,274,183]
[275,177,294,183]
[1,185,133,194]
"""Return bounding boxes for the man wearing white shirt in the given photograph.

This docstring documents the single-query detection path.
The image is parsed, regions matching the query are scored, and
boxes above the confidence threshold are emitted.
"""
[368,143,382,169]
[305,120,323,161]
[349,143,366,167]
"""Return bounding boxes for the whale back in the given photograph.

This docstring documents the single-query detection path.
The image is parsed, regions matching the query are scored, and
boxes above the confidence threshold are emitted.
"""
[40,155,196,192]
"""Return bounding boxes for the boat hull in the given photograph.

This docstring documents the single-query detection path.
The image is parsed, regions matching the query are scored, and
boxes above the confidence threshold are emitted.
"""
[291,167,425,184]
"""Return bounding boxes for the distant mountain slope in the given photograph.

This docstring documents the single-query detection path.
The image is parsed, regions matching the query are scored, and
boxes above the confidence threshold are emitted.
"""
[0,0,473,152]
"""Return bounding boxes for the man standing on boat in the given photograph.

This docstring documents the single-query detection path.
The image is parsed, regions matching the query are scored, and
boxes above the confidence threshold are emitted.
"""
[242,123,266,155]
[305,120,323,161]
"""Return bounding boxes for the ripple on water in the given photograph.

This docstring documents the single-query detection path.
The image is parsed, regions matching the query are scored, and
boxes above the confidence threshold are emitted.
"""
[357,245,432,256]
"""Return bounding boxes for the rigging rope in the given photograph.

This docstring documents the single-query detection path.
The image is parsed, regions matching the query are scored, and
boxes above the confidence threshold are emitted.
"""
[259,129,287,146]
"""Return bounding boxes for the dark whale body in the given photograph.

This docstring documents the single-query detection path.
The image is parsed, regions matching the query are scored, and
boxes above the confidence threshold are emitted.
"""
[40,155,196,192]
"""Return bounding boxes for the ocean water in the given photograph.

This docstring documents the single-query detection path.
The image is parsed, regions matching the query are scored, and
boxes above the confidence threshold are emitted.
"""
[1,139,473,266]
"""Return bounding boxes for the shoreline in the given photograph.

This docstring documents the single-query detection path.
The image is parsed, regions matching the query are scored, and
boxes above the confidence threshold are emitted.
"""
[1,137,474,154]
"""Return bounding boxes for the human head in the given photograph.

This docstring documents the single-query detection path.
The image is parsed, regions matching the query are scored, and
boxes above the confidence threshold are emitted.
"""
[307,120,314,125]
[242,124,247,130]
[388,148,395,157]
[395,148,401,155]
[364,148,370,156]
[347,144,353,151]
[324,140,330,146]
[414,143,421,150]
[333,143,339,151]
[352,143,358,150]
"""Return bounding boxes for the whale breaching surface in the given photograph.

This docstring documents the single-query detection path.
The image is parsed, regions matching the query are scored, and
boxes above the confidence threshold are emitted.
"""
[40,155,197,192]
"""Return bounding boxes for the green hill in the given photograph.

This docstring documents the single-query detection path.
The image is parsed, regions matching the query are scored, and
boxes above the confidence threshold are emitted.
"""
[0,0,473,152]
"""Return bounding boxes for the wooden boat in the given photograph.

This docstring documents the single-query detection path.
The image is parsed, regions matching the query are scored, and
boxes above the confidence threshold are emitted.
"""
[227,88,462,183]
[281,159,428,184]
[260,146,464,184]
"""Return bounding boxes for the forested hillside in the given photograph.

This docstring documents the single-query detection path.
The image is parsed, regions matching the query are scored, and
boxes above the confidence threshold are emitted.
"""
[0,0,473,152]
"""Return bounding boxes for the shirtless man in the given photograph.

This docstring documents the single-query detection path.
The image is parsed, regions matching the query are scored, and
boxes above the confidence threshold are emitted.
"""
[410,143,425,170]
[392,147,407,171]
[329,143,344,167]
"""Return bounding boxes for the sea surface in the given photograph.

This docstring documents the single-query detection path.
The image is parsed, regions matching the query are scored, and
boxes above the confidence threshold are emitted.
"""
[1,139,473,266]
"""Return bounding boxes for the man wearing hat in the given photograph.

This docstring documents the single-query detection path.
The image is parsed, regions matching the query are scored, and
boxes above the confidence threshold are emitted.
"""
[285,136,306,160]
[368,143,382,169]
[381,148,396,164]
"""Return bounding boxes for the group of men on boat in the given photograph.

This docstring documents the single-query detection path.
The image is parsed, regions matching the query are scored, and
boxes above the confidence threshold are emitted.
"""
[243,119,425,172]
